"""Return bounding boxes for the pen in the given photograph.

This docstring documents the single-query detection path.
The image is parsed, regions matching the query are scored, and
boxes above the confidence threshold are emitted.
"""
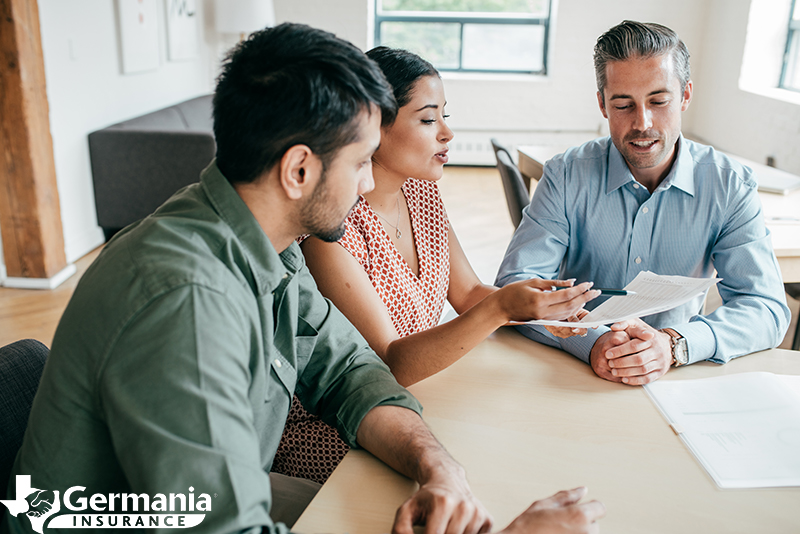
[550,286,637,296]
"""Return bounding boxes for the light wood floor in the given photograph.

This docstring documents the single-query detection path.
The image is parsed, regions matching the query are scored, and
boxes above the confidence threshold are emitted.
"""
[0,166,797,349]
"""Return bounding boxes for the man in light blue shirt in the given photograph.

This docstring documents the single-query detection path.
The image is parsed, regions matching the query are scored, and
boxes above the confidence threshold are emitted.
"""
[496,20,790,386]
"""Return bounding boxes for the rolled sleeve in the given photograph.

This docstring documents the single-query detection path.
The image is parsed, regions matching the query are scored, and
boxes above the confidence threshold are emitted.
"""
[293,268,422,448]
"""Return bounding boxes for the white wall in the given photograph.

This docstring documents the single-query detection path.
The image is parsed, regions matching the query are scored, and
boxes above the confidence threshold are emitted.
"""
[692,0,800,174]
[37,0,217,264]
[5,0,796,275]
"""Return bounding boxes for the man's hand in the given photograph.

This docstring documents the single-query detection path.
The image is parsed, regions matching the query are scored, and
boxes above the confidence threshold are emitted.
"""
[499,487,605,534]
[589,329,631,383]
[600,319,673,385]
[546,310,590,339]
[393,469,493,534]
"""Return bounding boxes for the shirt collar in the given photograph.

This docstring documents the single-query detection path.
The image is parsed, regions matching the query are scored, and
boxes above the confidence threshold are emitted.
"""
[606,134,695,197]
[200,160,304,296]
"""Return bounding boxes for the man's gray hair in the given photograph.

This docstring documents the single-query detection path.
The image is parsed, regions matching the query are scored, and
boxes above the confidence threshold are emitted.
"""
[594,20,691,103]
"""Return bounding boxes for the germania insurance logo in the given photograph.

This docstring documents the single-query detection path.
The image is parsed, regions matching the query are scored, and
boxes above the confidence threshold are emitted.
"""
[1,476,212,533]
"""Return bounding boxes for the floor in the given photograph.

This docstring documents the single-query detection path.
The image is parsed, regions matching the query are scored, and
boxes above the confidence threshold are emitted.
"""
[0,166,797,349]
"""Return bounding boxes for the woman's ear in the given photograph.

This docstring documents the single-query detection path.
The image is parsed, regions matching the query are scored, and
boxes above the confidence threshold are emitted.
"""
[279,144,322,200]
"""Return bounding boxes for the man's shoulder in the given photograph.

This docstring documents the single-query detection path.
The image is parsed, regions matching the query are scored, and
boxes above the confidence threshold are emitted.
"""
[683,138,758,190]
[558,136,612,163]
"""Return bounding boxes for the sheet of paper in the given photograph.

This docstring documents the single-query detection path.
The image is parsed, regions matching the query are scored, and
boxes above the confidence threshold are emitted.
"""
[525,271,720,328]
[645,372,800,489]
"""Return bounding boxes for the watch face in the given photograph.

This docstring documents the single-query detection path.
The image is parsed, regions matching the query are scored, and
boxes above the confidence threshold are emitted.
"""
[675,338,689,365]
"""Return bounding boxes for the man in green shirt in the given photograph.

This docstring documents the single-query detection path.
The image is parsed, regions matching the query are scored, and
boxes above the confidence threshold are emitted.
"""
[3,23,604,534]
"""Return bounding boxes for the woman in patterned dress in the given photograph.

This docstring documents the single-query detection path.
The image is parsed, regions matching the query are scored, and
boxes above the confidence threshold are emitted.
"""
[272,47,599,484]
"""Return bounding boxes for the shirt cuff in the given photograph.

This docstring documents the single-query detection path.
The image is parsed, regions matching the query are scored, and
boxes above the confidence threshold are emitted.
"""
[666,320,717,364]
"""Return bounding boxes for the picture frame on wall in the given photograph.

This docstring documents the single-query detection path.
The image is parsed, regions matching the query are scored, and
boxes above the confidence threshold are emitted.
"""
[116,0,160,74]
[166,0,199,61]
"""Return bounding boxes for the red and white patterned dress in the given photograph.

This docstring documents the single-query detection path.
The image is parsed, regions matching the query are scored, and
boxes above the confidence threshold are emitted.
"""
[272,178,450,483]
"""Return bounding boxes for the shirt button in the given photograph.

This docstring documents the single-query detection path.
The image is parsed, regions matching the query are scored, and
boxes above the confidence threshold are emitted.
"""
[635,257,642,264]
[642,207,649,214]
[282,273,289,279]
[633,183,640,189]
[274,359,282,368]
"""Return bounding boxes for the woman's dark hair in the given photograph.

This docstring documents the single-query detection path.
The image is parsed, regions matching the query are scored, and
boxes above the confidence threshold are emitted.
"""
[365,46,439,127]
[213,23,397,184]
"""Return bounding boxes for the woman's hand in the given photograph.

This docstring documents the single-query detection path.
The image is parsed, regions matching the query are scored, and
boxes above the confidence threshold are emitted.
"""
[496,279,600,324]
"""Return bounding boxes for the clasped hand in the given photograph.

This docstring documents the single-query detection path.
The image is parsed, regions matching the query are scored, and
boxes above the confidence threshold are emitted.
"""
[589,318,672,385]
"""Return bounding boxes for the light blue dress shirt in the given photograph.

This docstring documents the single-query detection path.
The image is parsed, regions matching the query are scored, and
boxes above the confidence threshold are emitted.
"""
[495,135,790,365]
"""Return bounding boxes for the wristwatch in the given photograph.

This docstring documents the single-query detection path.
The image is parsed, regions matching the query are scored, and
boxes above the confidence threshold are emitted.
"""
[662,328,688,367]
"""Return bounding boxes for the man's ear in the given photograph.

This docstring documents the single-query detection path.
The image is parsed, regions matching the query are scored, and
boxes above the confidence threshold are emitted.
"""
[279,144,322,200]
[681,80,693,112]
[597,91,609,119]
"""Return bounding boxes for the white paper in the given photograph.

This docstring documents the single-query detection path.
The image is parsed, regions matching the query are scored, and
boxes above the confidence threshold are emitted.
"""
[524,271,720,328]
[645,372,800,489]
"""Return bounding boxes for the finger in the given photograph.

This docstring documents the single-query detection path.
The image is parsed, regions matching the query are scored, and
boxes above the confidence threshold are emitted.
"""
[620,367,667,385]
[610,318,641,331]
[545,278,576,289]
[461,505,493,534]
[422,499,452,534]
[544,282,595,304]
[391,501,417,534]
[443,501,475,534]
[610,356,663,377]
[625,323,656,341]
[605,334,656,359]
[577,500,607,523]
[530,486,588,511]
[607,346,660,369]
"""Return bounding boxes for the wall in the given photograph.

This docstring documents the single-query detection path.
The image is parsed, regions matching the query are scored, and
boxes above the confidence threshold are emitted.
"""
[691,0,800,174]
[5,0,797,274]
[37,0,217,264]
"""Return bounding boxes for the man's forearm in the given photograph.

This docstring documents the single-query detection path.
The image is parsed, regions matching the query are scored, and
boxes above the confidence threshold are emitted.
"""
[356,404,462,484]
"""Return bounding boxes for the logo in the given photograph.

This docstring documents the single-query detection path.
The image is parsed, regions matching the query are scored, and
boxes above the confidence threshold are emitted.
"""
[1,476,211,533]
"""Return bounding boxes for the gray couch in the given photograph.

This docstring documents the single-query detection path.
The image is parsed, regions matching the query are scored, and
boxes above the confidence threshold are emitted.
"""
[88,94,216,240]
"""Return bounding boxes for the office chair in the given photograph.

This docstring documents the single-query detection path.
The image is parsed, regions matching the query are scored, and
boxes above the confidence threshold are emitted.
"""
[491,138,531,192]
[785,284,800,351]
[494,149,531,229]
[0,339,48,502]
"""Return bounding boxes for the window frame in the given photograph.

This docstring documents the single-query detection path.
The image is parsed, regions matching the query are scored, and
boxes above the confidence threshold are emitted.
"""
[780,0,800,92]
[373,0,553,75]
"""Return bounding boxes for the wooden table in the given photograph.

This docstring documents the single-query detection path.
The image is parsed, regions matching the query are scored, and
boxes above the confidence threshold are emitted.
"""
[294,328,800,533]
[517,145,800,283]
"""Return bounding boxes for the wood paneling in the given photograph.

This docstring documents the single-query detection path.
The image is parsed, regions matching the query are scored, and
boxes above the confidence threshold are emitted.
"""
[0,0,67,279]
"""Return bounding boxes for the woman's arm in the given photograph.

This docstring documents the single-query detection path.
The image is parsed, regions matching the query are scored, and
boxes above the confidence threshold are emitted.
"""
[302,234,596,387]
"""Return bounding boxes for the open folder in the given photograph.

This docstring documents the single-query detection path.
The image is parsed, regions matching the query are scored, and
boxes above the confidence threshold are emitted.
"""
[645,373,800,489]
[524,271,721,328]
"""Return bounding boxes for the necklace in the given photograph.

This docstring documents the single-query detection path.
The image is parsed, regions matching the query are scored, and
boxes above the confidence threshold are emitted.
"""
[374,197,402,239]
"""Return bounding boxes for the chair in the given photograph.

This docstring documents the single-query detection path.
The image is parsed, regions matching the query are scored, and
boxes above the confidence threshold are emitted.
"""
[494,148,530,228]
[785,284,800,350]
[0,339,48,502]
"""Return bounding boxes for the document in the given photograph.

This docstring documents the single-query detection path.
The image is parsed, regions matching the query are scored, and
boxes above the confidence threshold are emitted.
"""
[645,372,800,489]
[525,271,720,328]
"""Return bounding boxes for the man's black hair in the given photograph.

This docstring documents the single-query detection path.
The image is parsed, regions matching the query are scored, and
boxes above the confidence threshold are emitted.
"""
[365,46,438,127]
[213,23,397,184]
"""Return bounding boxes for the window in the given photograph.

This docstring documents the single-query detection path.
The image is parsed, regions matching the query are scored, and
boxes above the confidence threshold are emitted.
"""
[374,0,553,75]
[780,0,800,91]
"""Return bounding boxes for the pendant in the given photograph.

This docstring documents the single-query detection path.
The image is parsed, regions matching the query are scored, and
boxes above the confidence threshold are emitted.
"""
[396,229,402,239]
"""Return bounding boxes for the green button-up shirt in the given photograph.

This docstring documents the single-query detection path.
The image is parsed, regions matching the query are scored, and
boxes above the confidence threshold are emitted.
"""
[4,162,421,534]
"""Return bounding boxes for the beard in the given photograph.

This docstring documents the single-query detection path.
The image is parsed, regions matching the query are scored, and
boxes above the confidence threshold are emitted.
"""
[300,170,353,243]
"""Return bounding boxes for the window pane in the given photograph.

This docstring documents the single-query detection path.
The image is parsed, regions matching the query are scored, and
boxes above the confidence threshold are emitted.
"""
[380,0,548,16]
[784,34,800,90]
[379,21,461,69]
[462,23,544,71]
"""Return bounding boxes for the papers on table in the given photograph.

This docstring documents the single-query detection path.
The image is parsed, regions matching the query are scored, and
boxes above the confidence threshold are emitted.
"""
[645,372,800,489]
[526,271,720,328]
